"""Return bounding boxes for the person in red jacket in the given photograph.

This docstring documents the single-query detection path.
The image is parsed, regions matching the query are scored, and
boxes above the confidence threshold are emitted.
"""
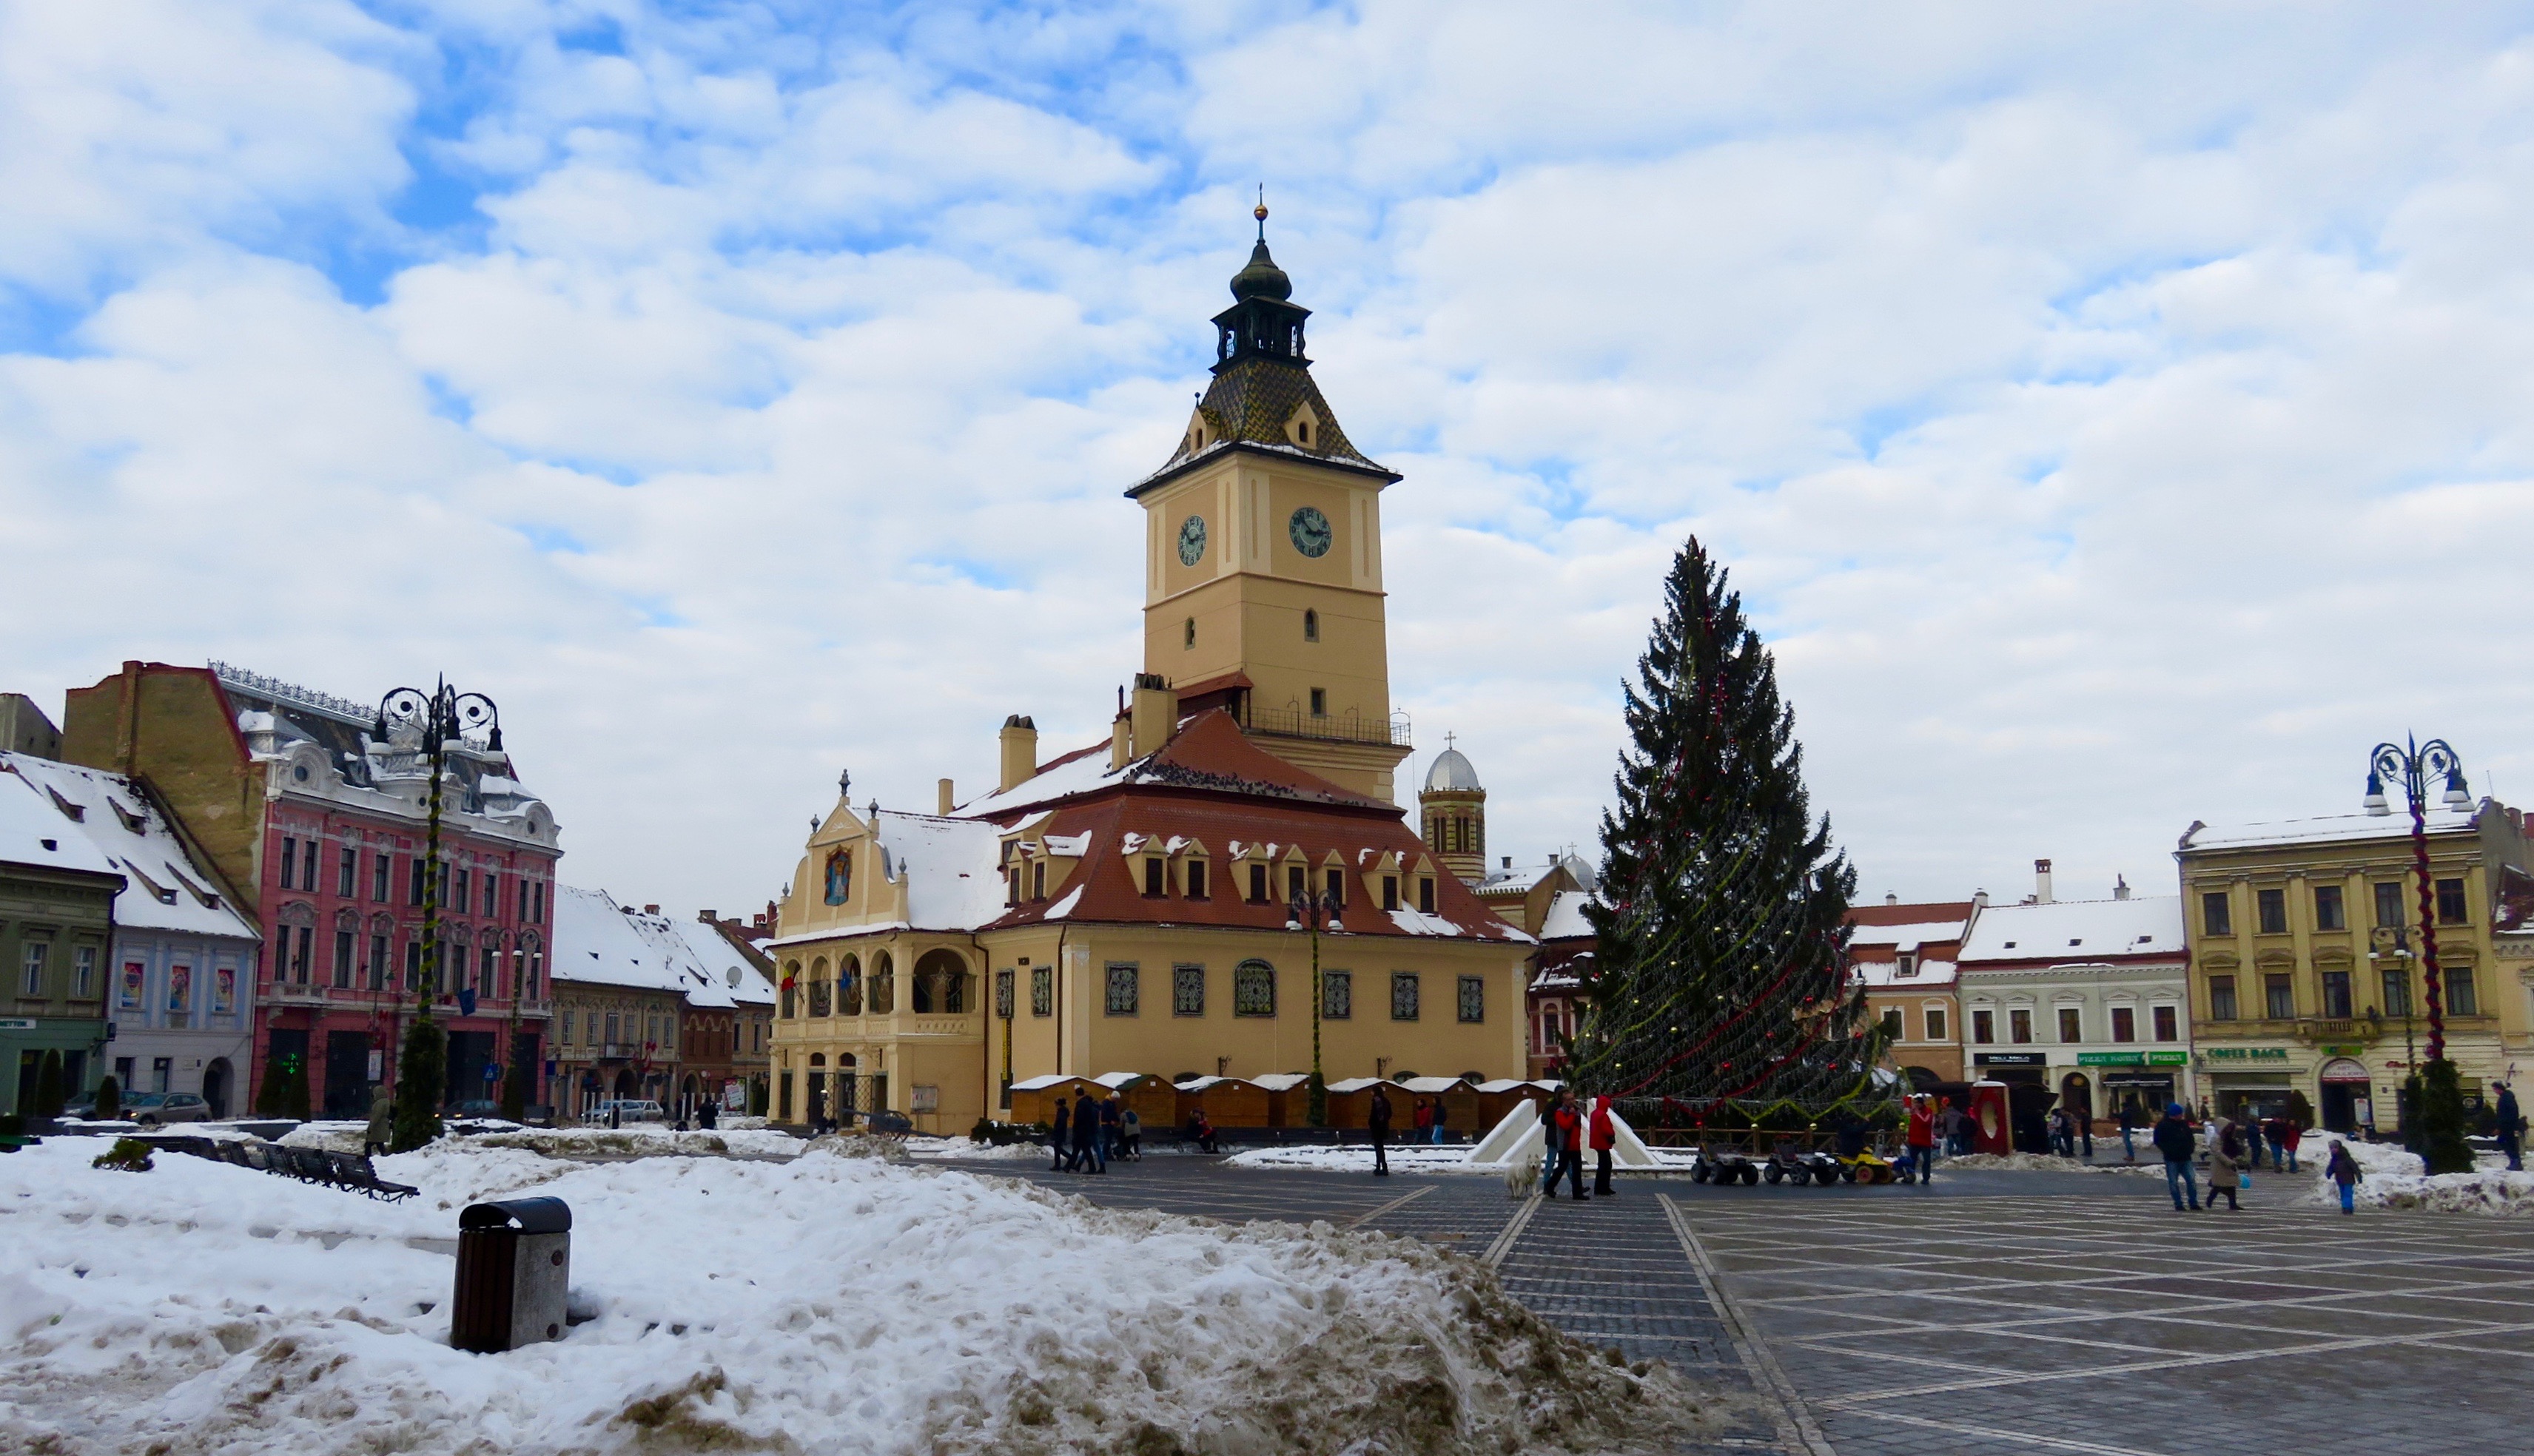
[1588,1096,1619,1196]
[1904,1094,1938,1187]
[1549,1091,1587,1200]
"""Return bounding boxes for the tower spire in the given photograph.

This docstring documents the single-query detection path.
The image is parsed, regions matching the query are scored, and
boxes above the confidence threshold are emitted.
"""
[1255,186,1267,241]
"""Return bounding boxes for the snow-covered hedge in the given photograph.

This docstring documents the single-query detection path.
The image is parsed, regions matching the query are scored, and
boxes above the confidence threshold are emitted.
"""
[1,1136,1715,1454]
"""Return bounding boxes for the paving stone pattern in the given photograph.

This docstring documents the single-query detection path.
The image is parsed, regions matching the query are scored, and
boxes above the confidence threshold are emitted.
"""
[943,1154,2534,1455]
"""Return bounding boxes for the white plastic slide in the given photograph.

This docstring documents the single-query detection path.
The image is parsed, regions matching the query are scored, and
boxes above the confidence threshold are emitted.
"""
[1468,1099,1540,1165]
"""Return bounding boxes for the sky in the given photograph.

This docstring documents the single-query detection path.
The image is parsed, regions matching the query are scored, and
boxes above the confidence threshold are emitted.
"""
[7,1,2534,920]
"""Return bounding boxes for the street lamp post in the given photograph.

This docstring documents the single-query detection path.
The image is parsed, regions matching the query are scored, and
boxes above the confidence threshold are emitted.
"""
[1288,885,1343,1127]
[2363,735,2476,1173]
[375,678,502,1150]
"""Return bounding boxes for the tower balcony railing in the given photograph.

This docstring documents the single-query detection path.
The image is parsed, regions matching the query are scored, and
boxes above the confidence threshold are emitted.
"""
[1240,704,1411,749]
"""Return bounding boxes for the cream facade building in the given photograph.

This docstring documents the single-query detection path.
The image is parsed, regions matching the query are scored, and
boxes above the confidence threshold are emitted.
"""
[765,223,1535,1134]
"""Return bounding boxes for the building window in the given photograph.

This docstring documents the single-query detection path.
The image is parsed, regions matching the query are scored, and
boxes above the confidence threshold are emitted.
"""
[405,941,422,991]
[2111,1005,2137,1042]
[369,935,388,991]
[1458,975,1485,1023]
[1309,687,1326,717]
[2007,1008,2032,1044]
[809,977,831,1018]
[2208,976,2236,1021]
[2382,966,2410,1017]
[409,857,427,907]
[483,877,497,917]
[1972,1008,1994,1044]
[293,926,312,984]
[1391,971,1420,1022]
[1145,859,1166,897]
[2256,889,2287,934]
[373,853,390,902]
[1325,868,1345,909]
[1032,861,1046,900]
[21,943,47,997]
[2152,1005,2178,1042]
[73,946,95,1000]
[1881,1008,1903,1040]
[2373,882,2404,928]
[1031,967,1052,1017]
[2314,884,2345,931]
[559,1011,573,1046]
[605,1012,620,1046]
[481,946,498,997]
[1323,969,1351,1019]
[1183,617,1195,649]
[1381,875,1399,911]
[2201,892,2232,936]
[1896,952,1917,978]
[2322,970,2353,1018]
[531,882,545,923]
[1006,867,1021,905]
[303,838,317,891]
[339,847,357,897]
[279,836,297,889]
[1418,877,1435,914]
[1303,609,1319,642]
[2436,877,2468,925]
[2057,1008,2081,1043]
[1234,960,1277,1017]
[1173,965,1205,1016]
[1187,860,1208,900]
[2449,967,2479,1017]
[1105,963,1139,1016]
[1248,863,1268,903]
[332,931,353,988]
[995,968,1014,1018]
[2264,974,2293,1019]
[1924,1007,1947,1042]
[454,868,471,913]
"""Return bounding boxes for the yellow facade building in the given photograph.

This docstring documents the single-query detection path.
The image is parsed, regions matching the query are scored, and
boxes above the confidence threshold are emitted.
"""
[2177,800,2531,1133]
[765,222,1534,1133]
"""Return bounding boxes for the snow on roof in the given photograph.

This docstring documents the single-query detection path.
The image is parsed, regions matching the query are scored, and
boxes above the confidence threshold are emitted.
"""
[956,744,1132,818]
[1846,919,1969,948]
[1474,1079,1559,1093]
[1249,1073,1311,1093]
[1397,1076,1471,1093]
[1852,957,1959,988]
[1041,832,1090,857]
[1538,890,1597,941]
[1009,1074,1089,1092]
[1,754,254,940]
[651,919,775,1009]
[1958,896,2185,963]
[1042,884,1085,920]
[1324,1076,1391,1093]
[2181,803,2487,853]
[1174,1075,1261,1092]
[554,886,702,994]
[1092,1071,1154,1090]
[872,810,1006,931]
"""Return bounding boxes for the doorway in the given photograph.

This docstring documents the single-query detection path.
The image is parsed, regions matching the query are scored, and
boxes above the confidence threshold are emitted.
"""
[325,1031,372,1119]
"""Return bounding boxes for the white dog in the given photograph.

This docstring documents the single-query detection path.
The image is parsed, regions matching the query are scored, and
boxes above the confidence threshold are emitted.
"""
[1509,1151,1542,1199]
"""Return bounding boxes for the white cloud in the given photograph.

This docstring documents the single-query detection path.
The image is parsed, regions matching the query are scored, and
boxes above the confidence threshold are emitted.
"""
[7,1,2534,920]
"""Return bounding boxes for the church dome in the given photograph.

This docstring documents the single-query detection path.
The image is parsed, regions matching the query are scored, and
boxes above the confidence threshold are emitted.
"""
[1229,239,1293,301]
[1424,746,1482,792]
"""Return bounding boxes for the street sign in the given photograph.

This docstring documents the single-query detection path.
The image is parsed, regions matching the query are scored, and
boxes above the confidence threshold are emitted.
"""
[484,1063,501,1083]
[368,1049,384,1081]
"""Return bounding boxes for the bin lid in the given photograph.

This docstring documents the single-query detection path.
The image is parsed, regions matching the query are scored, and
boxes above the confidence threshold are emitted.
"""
[459,1196,572,1233]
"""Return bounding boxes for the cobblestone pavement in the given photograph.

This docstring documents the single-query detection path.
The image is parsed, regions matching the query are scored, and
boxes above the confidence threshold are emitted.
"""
[941,1155,2534,1455]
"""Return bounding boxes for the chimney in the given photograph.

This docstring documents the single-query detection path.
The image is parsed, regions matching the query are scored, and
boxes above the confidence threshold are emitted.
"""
[1884,892,1898,906]
[937,778,955,815]
[2034,858,2054,904]
[1502,856,1512,869]
[1109,710,1132,769]
[998,714,1038,792]
[2114,874,2131,901]
[699,909,716,923]
[1974,889,1989,908]
[642,903,660,916]
[1129,673,1177,758]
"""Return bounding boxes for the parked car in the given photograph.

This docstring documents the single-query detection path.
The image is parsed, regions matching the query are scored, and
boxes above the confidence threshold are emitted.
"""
[863,1109,913,1136]
[448,1099,502,1118]
[132,1093,211,1127]
[582,1099,666,1125]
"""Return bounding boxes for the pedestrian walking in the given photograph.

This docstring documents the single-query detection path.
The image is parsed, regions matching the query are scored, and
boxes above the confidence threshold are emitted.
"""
[1121,1106,1142,1161]
[2327,1139,2362,1215]
[1588,1095,1619,1196]
[1099,1093,1122,1166]
[1051,1096,1073,1170]
[1431,1097,1450,1146]
[1074,1091,1104,1173]
[1368,1085,1393,1176]
[1193,1109,1220,1153]
[2260,1113,2285,1173]
[2117,1099,2140,1163]
[2048,1107,2074,1159]
[2205,1114,2243,1210]
[1539,1091,1566,1195]
[1412,1099,1432,1144]
[1549,1091,1586,1200]
[1905,1093,1938,1187]
[2496,1082,2524,1173]
[1943,1101,1972,1157]
[2243,1110,2265,1170]
[2153,1102,2201,1211]
[364,1087,394,1158]
[2280,1116,2302,1174]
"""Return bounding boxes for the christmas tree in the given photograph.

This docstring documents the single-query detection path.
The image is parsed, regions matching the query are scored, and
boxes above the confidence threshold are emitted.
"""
[1570,537,1879,1110]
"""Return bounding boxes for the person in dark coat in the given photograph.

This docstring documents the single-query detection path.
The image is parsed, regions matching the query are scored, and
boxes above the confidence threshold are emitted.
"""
[2327,1139,2362,1214]
[1548,1091,1586,1200]
[1368,1085,1393,1176]
[2152,1102,2200,1211]
[2497,1082,2524,1172]
[1072,1091,1103,1173]
[1050,1096,1073,1170]
[2205,1115,2244,1210]
[2117,1099,2140,1162]
[1098,1093,1122,1167]
[1539,1092,1567,1194]
[1431,1098,1450,1146]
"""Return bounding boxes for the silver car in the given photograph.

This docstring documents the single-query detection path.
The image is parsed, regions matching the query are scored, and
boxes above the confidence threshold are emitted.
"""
[131,1092,212,1127]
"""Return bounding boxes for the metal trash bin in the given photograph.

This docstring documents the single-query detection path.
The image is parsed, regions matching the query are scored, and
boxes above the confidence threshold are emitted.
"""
[450,1196,571,1353]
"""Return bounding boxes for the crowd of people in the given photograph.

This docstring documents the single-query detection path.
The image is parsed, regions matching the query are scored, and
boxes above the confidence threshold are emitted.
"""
[1046,1088,1146,1173]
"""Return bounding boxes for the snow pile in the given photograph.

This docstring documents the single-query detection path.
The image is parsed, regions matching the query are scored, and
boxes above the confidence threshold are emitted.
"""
[1225,1144,1504,1176]
[2302,1139,2534,1216]
[1937,1152,2137,1174]
[907,1136,1049,1162]
[2,1137,1713,1455]
[283,1122,807,1162]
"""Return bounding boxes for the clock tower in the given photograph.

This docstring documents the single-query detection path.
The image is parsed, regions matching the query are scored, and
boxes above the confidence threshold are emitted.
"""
[1128,206,1412,803]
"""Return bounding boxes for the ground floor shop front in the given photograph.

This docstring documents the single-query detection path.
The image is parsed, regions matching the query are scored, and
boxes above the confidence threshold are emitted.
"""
[4,1015,106,1116]
[2194,1031,2510,1134]
[261,1009,545,1117]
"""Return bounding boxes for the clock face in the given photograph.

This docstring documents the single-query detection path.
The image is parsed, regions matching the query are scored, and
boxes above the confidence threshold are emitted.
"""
[1177,514,1207,567]
[1288,505,1333,559]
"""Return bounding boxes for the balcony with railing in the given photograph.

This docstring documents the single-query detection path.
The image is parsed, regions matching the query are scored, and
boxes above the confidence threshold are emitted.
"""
[1239,703,1411,748]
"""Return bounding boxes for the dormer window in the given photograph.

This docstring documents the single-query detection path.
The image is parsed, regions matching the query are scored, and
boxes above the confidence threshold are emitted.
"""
[1324,868,1345,909]
[1186,860,1209,900]
[1896,952,1918,977]
[1032,861,1046,900]
[1382,875,1399,911]
[1298,420,1311,445]
[1145,858,1166,897]
[1249,863,1269,903]
[1418,877,1435,914]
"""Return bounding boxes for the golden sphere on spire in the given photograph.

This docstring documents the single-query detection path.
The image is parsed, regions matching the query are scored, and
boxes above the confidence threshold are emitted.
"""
[1254,202,1268,221]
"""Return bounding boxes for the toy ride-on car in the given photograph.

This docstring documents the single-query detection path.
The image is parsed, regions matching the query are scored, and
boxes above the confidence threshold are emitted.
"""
[1689,1145,1761,1185]
[1836,1146,1907,1184]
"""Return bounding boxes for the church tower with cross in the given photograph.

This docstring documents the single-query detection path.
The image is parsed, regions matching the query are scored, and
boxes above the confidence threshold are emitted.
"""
[1125,198,1412,803]
[1419,732,1488,881]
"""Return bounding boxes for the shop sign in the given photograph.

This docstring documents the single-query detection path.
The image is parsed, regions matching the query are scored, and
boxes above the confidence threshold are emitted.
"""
[0,1018,35,1031]
[2146,1051,2188,1065]
[1973,1052,2048,1067]
[2204,1047,2288,1061]
[2077,1052,2145,1066]
[2321,1045,2367,1057]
